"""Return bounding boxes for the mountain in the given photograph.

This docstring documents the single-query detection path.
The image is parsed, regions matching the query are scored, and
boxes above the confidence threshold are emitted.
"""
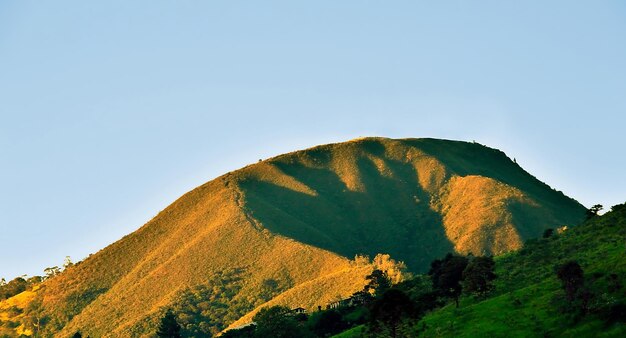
[0,137,586,337]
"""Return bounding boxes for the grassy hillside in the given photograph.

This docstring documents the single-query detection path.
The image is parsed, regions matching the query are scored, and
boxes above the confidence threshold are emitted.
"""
[416,203,626,337]
[328,204,624,338]
[224,253,409,332]
[3,179,357,337]
[0,286,39,337]
[241,138,584,270]
[0,137,586,337]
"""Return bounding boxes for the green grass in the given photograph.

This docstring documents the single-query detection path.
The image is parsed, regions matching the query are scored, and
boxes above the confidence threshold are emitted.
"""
[416,204,626,337]
[331,324,364,338]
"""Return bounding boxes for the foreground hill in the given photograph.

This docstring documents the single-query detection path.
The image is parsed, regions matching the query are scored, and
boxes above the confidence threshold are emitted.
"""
[0,137,585,337]
[416,203,626,337]
[331,203,625,338]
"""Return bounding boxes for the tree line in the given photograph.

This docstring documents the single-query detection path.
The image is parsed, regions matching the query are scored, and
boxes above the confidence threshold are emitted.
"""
[153,253,497,338]
[0,256,74,301]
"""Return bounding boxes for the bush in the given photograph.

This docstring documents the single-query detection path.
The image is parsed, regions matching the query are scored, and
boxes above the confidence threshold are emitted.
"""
[308,310,347,337]
[601,302,626,325]
[556,261,584,302]
[0,277,27,300]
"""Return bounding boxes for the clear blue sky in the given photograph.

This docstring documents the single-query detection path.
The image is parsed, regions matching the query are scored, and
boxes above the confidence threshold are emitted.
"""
[1,1,625,280]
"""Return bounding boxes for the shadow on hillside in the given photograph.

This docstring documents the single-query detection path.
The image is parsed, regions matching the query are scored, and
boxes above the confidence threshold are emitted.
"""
[239,141,454,272]
[404,139,586,231]
[507,199,552,240]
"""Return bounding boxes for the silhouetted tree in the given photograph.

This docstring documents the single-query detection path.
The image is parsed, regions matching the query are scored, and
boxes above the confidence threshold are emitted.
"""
[601,302,626,325]
[395,275,440,316]
[310,310,347,337]
[586,204,603,220]
[252,306,312,338]
[542,228,554,238]
[429,254,469,307]
[462,256,496,298]
[368,289,416,338]
[414,291,441,316]
[556,261,584,302]
[365,269,392,297]
[156,309,182,338]
[72,332,82,338]
[350,290,374,306]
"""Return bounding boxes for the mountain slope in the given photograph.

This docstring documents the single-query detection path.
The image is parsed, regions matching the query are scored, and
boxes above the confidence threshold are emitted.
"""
[330,203,625,338]
[0,137,586,337]
[239,138,583,268]
[416,202,626,337]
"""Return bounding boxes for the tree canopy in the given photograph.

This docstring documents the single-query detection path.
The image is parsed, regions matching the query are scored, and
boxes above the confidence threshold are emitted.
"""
[364,269,392,297]
[462,256,496,298]
[156,309,182,338]
[429,254,469,307]
[556,261,585,302]
[252,306,312,338]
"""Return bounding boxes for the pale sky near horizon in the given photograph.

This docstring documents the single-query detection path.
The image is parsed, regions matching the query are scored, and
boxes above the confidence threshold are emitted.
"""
[1,1,625,280]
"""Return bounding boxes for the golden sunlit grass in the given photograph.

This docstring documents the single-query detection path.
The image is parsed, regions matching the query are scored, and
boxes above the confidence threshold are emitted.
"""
[3,137,585,337]
[0,286,38,336]
[240,138,584,270]
[225,253,410,332]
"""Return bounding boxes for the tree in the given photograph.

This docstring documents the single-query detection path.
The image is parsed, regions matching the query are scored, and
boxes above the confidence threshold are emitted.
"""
[349,290,374,306]
[542,228,554,238]
[462,256,496,298]
[429,254,469,307]
[395,274,440,316]
[586,204,603,220]
[556,261,584,302]
[72,332,82,338]
[0,277,27,300]
[309,310,347,337]
[364,269,392,297]
[372,254,410,284]
[43,266,61,280]
[63,256,74,269]
[156,309,182,338]
[27,276,43,285]
[25,296,48,337]
[252,306,312,338]
[368,289,416,338]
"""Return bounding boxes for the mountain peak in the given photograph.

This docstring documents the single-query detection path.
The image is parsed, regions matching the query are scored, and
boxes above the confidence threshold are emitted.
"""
[8,138,586,337]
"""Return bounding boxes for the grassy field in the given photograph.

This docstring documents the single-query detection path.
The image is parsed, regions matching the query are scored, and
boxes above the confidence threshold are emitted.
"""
[417,203,626,337]
[332,325,365,337]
